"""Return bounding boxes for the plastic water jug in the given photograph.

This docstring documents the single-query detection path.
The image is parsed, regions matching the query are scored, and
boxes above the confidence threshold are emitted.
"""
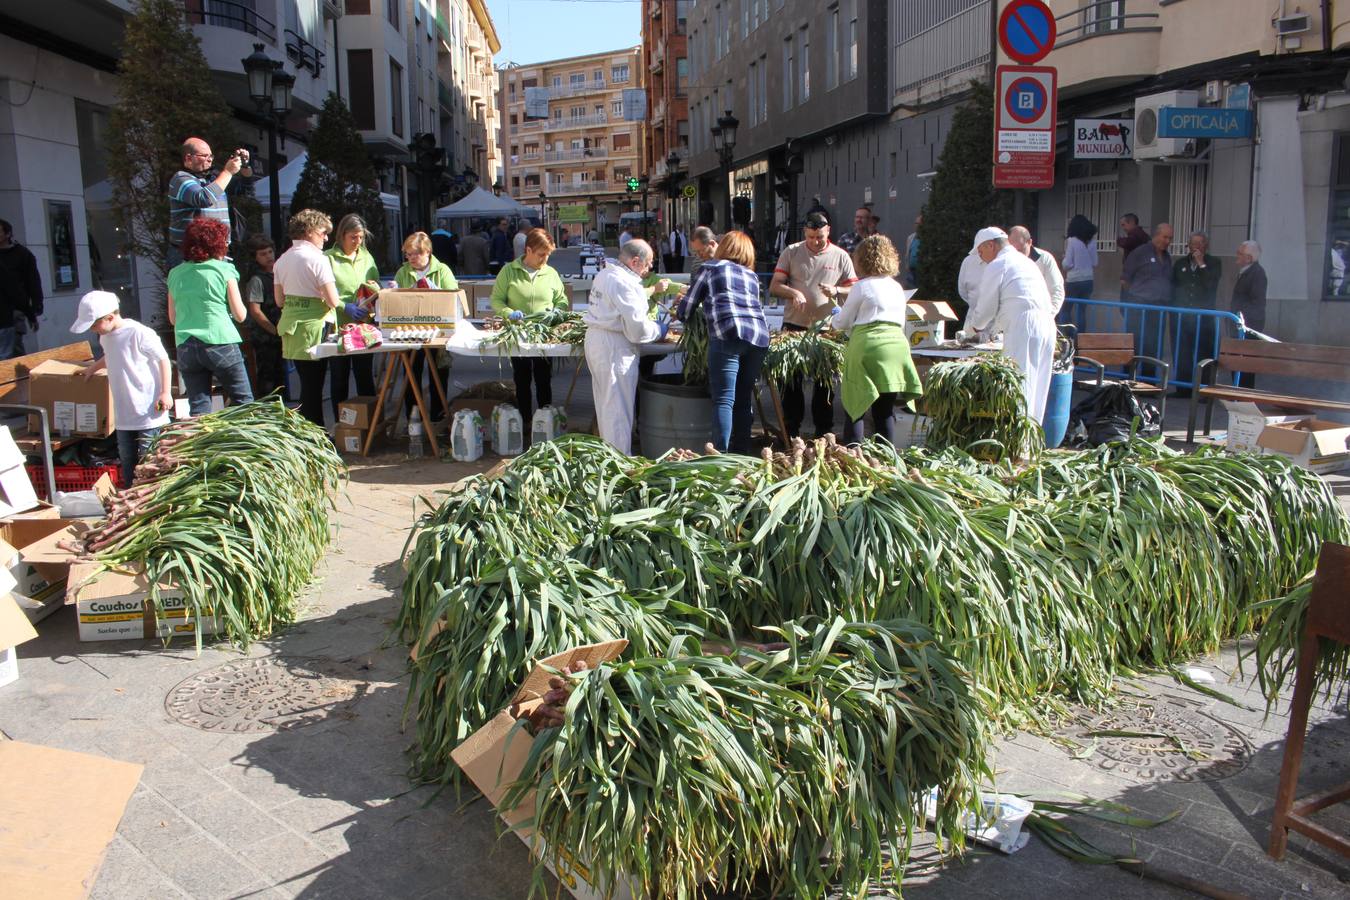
[531,406,567,445]
[450,409,485,462]
[491,404,524,456]
[407,408,424,458]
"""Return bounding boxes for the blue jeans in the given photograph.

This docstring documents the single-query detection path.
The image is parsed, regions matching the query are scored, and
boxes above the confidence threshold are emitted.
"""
[117,427,160,487]
[0,326,16,361]
[177,337,254,416]
[707,334,767,454]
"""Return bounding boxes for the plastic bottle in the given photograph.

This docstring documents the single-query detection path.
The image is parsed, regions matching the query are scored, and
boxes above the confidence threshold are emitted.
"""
[408,407,424,458]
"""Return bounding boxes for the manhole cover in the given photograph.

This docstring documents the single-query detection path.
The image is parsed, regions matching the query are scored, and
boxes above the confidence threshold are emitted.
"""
[1065,695,1252,782]
[165,657,364,733]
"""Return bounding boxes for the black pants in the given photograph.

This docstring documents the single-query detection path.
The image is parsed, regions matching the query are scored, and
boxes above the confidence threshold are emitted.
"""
[329,354,375,419]
[780,323,835,437]
[293,358,328,427]
[845,393,897,446]
[404,352,449,421]
[511,356,552,422]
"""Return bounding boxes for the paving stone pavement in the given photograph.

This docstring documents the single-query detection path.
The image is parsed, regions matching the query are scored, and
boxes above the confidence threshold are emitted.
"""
[2,361,1349,899]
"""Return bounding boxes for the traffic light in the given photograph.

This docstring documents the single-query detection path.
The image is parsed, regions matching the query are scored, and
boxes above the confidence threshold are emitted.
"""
[626,176,641,193]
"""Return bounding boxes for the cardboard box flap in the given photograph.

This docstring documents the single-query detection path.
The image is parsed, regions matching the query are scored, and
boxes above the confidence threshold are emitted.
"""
[906,300,958,323]
[1219,400,1267,417]
[18,521,94,566]
[0,592,37,648]
[29,359,90,377]
[1258,419,1350,457]
[451,710,536,813]
[67,560,172,604]
[510,639,629,706]
[0,426,24,470]
[93,473,117,507]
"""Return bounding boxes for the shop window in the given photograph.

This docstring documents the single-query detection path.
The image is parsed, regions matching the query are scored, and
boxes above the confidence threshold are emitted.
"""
[1324,133,1350,299]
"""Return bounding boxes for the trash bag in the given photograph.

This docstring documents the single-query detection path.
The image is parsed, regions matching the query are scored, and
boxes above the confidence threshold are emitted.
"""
[1065,382,1162,448]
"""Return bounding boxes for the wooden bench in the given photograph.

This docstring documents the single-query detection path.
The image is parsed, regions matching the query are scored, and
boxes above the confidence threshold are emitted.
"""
[1073,332,1172,419]
[1187,339,1350,443]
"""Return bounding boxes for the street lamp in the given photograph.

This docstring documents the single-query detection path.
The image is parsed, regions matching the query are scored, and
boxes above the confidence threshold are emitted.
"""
[538,190,547,232]
[493,178,505,196]
[462,166,479,190]
[241,44,294,244]
[712,110,738,231]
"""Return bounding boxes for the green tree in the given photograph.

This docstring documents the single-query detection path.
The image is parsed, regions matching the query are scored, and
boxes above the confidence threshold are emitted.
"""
[290,93,390,269]
[106,0,235,326]
[916,81,1012,313]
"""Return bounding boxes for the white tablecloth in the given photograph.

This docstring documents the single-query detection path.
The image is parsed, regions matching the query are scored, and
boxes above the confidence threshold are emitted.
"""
[306,339,447,359]
[444,320,680,358]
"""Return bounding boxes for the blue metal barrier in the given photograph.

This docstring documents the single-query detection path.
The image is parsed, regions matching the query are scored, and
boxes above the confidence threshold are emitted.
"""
[1059,298,1248,389]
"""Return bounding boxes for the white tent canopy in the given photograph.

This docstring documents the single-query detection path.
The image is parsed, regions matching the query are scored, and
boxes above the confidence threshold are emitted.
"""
[434,186,536,219]
[254,151,399,212]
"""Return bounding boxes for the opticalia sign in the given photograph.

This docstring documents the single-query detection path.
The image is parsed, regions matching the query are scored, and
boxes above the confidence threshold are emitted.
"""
[1073,118,1133,159]
[1157,107,1253,139]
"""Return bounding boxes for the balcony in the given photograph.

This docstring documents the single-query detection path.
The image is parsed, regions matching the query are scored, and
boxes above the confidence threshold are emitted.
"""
[893,1,988,107]
[652,146,688,179]
[652,99,666,126]
[548,180,612,195]
[650,0,661,18]
[521,150,541,161]
[1051,0,1161,95]
[438,78,454,110]
[517,119,546,131]
[548,80,610,99]
[183,0,275,42]
[650,54,663,74]
[435,12,449,43]
[285,28,325,77]
[551,113,610,129]
[544,147,610,163]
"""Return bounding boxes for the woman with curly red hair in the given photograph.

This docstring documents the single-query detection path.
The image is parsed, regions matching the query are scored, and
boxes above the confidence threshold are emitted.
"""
[167,217,253,415]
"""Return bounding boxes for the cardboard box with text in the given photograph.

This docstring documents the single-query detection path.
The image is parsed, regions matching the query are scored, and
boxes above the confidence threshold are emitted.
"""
[337,396,378,428]
[377,288,466,327]
[905,300,959,349]
[28,358,114,436]
[1257,418,1350,475]
[68,561,221,642]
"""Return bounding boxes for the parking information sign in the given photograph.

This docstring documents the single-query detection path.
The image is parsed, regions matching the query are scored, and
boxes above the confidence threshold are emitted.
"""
[994,65,1057,189]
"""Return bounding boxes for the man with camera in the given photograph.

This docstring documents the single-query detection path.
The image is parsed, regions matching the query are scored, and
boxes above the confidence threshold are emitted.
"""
[167,137,246,267]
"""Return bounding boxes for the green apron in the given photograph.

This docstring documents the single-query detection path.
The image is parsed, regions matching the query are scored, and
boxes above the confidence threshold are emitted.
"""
[277,295,335,361]
[840,322,924,420]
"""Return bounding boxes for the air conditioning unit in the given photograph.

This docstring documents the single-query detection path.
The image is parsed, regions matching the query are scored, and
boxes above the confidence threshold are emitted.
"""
[1133,89,1200,160]
[1276,13,1311,36]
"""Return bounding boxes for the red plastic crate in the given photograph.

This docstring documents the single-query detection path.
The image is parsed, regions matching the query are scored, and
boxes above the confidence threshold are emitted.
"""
[25,464,123,501]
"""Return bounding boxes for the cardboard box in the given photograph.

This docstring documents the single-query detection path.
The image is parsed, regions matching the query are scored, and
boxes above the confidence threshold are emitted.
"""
[28,358,114,436]
[905,300,958,349]
[0,517,78,623]
[463,282,496,317]
[67,560,221,642]
[334,425,367,455]
[337,395,378,428]
[376,288,466,326]
[1220,401,1300,453]
[0,740,143,896]
[0,427,38,518]
[0,593,38,688]
[1257,418,1350,475]
[452,640,635,900]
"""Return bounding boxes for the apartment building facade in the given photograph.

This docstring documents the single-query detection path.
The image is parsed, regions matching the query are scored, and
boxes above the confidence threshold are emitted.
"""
[337,0,500,228]
[0,0,341,337]
[641,1,694,236]
[499,48,645,241]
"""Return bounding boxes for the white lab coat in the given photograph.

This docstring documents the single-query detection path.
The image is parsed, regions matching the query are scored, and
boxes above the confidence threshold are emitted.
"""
[583,263,662,454]
[1030,247,1066,314]
[969,246,1057,421]
[958,253,987,307]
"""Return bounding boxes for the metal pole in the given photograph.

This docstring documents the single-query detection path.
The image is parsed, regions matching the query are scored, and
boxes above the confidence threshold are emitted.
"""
[267,119,282,243]
[722,155,733,233]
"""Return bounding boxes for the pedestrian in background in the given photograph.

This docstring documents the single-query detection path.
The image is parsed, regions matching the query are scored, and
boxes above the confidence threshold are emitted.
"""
[166,217,253,415]
[676,231,768,454]
[1063,214,1099,300]
[1122,223,1174,362]
[458,225,491,276]
[0,218,43,359]
[1171,231,1222,392]
[431,218,458,269]
[1232,240,1268,388]
[243,235,286,400]
[489,218,512,275]
[168,138,243,267]
[1009,226,1065,316]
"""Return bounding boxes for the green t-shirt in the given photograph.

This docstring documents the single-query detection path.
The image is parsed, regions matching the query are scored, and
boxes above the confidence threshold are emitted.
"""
[489,259,568,316]
[326,246,380,326]
[394,257,458,290]
[167,258,241,346]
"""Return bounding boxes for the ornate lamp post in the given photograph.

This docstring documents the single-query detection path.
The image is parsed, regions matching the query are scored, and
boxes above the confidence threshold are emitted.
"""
[711,110,738,231]
[241,44,294,243]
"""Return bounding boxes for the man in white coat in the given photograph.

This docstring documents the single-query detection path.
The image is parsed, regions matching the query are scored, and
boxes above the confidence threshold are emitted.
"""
[1008,226,1065,315]
[957,251,987,315]
[967,227,1057,421]
[584,240,668,453]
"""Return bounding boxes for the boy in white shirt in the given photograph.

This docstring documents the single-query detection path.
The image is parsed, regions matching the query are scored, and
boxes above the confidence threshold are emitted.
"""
[71,291,173,487]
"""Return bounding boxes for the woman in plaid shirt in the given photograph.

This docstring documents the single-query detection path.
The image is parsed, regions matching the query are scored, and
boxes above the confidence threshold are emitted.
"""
[676,231,769,454]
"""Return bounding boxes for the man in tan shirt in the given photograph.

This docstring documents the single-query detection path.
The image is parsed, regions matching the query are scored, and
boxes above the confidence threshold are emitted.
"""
[769,211,857,437]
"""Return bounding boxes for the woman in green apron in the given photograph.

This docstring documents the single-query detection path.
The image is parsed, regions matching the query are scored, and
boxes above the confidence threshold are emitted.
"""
[273,209,341,426]
[830,235,923,446]
[326,213,380,420]
[394,231,458,424]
